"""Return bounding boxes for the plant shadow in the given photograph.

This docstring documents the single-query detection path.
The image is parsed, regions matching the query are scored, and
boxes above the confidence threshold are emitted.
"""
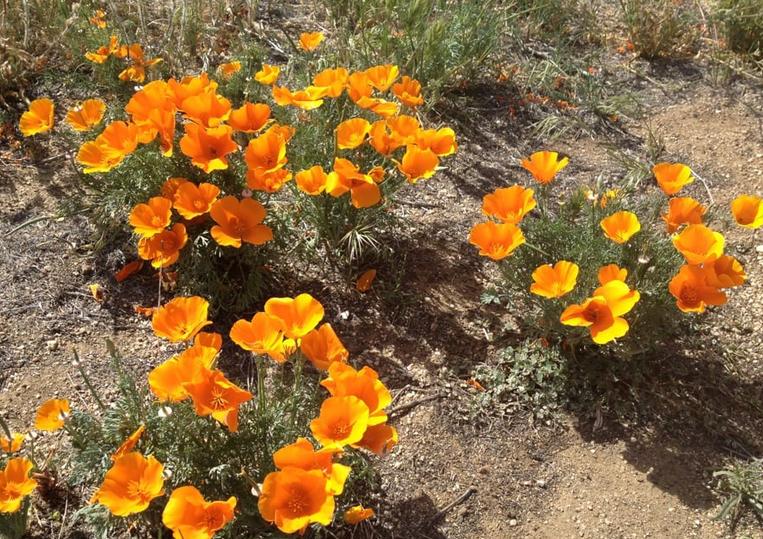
[567,344,763,511]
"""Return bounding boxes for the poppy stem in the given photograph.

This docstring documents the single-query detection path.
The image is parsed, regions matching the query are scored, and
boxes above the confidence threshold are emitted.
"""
[523,242,551,258]
[0,414,12,439]
[73,349,107,413]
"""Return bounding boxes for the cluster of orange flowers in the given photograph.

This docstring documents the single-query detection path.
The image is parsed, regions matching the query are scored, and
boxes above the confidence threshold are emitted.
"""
[0,399,72,514]
[85,34,162,83]
[3,292,389,534]
[470,152,759,345]
[226,293,395,531]
[469,150,569,260]
[654,164,758,313]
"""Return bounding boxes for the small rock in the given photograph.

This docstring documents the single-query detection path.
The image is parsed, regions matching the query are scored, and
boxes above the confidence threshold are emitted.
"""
[46,339,58,351]
[509,519,518,527]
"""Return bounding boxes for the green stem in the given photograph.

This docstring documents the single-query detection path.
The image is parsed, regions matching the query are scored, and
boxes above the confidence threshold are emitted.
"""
[73,350,106,412]
[523,242,552,258]
[0,414,12,439]
[290,353,304,431]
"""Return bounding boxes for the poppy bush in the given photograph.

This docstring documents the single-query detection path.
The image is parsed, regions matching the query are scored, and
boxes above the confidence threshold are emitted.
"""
[2,293,393,537]
[472,151,756,358]
[21,21,458,310]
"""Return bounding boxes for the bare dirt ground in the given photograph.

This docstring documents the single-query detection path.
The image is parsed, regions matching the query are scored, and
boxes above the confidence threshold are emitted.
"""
[1,15,763,539]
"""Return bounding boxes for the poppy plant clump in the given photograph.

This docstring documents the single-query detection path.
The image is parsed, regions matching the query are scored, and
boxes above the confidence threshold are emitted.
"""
[11,291,394,537]
[471,152,752,349]
[34,41,457,299]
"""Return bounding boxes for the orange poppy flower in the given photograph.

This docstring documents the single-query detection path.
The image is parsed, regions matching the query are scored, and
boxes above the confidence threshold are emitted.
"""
[209,196,273,248]
[194,331,223,351]
[230,312,288,363]
[672,224,724,265]
[731,194,763,229]
[168,73,218,108]
[258,468,335,534]
[397,145,439,183]
[368,120,401,156]
[520,151,569,184]
[482,185,536,224]
[530,261,579,298]
[312,67,349,98]
[161,177,191,199]
[0,433,24,454]
[264,293,324,340]
[668,264,727,313]
[179,124,238,173]
[357,96,401,118]
[66,99,106,132]
[299,31,325,51]
[321,362,392,425]
[89,9,107,28]
[118,44,162,83]
[180,91,232,128]
[310,395,370,449]
[125,81,176,156]
[163,486,237,539]
[468,221,525,260]
[386,115,420,145]
[662,196,706,233]
[0,458,37,513]
[365,64,400,92]
[217,60,241,79]
[300,323,349,370]
[111,425,145,462]
[255,64,280,85]
[137,223,188,269]
[600,211,641,244]
[228,102,272,133]
[598,264,628,285]
[92,452,165,516]
[295,166,328,195]
[19,98,54,136]
[336,118,372,150]
[247,168,293,193]
[392,76,424,108]
[244,128,288,178]
[272,437,350,495]
[151,296,211,342]
[653,163,693,195]
[560,280,639,344]
[95,120,139,156]
[35,399,70,431]
[356,268,377,292]
[415,127,457,157]
[347,71,373,102]
[173,182,220,220]
[357,422,398,454]
[344,505,375,524]
[272,86,325,110]
[326,158,382,208]
[148,344,217,402]
[129,196,173,238]
[184,368,252,432]
[76,141,125,173]
[704,255,746,288]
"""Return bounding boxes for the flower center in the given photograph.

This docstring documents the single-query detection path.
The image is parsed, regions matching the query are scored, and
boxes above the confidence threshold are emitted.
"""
[193,199,206,210]
[151,216,164,227]
[680,285,700,306]
[126,479,153,504]
[210,387,228,410]
[331,420,351,440]
[285,486,309,516]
